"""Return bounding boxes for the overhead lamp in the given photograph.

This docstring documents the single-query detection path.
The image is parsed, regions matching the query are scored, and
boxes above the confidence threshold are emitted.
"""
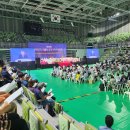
[99,11,102,15]
[71,22,74,27]
[110,12,120,18]
[115,12,120,16]
[108,17,117,22]
[90,25,95,29]
[40,17,44,23]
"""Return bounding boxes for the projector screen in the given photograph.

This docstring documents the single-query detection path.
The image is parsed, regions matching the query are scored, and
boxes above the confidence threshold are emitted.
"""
[10,48,35,62]
[86,48,99,58]
[28,42,66,58]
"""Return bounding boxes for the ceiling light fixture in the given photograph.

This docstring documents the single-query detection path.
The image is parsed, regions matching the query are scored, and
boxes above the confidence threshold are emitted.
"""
[40,17,44,23]
[71,22,74,27]
[91,25,95,29]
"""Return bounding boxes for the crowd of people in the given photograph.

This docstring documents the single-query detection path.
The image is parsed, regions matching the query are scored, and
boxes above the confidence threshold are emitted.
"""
[0,60,29,130]
[52,50,130,93]
[0,48,129,130]
[0,59,57,129]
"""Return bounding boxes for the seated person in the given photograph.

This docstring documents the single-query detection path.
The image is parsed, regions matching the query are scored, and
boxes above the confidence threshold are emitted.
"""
[108,75,116,90]
[120,73,127,83]
[51,66,57,77]
[0,113,29,130]
[61,70,67,80]
[28,81,55,116]
[0,74,6,87]
[115,73,121,83]
[0,80,18,93]
[1,66,13,83]
[99,115,114,130]
[19,73,28,87]
[0,91,10,103]
[11,68,18,79]
[0,101,17,115]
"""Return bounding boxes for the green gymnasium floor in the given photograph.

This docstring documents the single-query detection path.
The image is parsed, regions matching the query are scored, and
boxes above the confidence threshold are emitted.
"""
[27,68,130,130]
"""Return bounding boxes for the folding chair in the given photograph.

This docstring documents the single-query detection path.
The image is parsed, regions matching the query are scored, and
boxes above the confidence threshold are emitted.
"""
[29,110,39,130]
[85,123,97,130]
[59,114,69,130]
[23,86,30,99]
[27,89,39,105]
[112,84,121,95]
[70,122,82,130]
[22,99,30,122]
[27,89,43,109]
[54,102,63,114]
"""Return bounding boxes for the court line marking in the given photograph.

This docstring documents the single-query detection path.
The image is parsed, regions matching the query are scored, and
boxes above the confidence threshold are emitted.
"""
[58,91,100,103]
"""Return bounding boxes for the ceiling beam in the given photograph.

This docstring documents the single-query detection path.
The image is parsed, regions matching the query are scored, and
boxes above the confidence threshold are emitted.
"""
[0,1,105,22]
[0,6,97,25]
[71,2,91,13]
[60,0,79,11]
[24,4,101,22]
[21,0,28,9]
[86,0,130,14]
[31,0,47,13]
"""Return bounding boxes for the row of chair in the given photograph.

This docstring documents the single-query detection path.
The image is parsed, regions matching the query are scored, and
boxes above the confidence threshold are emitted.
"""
[58,113,97,130]
[22,86,97,130]
[22,98,57,130]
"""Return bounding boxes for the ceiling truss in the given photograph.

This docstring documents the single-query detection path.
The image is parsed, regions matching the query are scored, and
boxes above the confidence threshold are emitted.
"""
[0,0,130,25]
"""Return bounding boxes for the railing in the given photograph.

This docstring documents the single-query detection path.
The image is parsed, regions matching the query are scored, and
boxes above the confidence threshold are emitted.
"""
[0,42,87,49]
[0,42,27,48]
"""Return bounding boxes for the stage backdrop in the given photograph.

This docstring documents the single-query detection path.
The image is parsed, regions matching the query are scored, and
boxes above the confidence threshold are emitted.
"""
[28,42,66,58]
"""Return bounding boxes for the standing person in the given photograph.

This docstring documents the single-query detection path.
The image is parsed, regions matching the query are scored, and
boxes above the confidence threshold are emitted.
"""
[99,115,114,130]
[19,51,28,59]
[75,72,81,83]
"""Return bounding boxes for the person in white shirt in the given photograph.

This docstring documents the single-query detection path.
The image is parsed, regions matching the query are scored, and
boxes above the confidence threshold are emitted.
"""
[115,73,121,83]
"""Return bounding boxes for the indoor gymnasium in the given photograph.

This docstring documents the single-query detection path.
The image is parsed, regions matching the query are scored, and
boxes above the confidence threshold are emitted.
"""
[0,0,130,130]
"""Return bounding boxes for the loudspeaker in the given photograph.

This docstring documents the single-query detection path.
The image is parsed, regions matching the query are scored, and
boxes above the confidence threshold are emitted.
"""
[24,21,42,36]
[35,58,40,68]
[82,56,87,64]
[87,33,93,37]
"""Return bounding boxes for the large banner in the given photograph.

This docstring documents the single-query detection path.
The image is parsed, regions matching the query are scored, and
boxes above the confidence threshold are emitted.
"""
[28,42,66,58]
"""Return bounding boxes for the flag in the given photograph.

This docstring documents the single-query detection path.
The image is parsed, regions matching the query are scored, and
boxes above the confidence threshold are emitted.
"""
[51,14,61,23]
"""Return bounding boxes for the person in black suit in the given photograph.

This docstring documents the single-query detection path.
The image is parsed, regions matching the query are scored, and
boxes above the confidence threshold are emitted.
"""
[19,51,28,59]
